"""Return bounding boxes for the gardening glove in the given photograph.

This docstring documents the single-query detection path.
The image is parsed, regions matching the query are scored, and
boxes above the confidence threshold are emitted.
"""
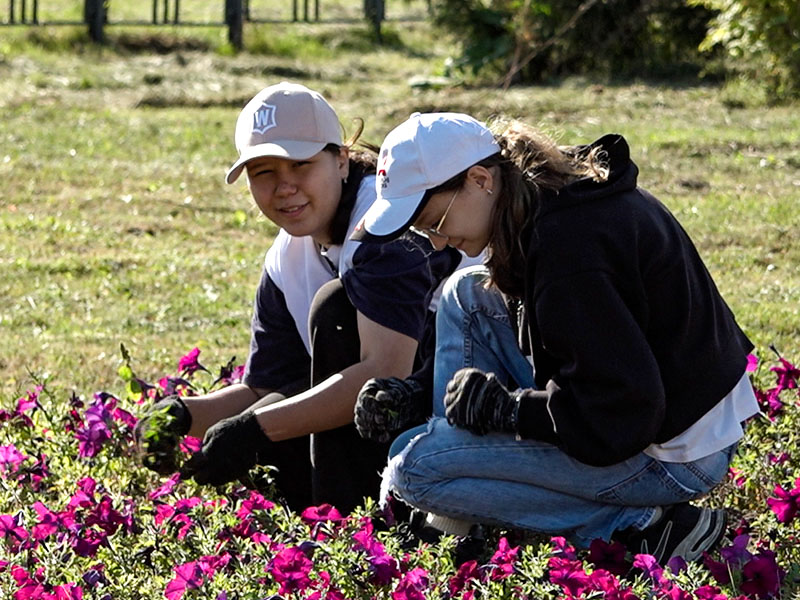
[355,377,429,443]
[443,368,520,436]
[134,395,192,475]
[179,411,272,486]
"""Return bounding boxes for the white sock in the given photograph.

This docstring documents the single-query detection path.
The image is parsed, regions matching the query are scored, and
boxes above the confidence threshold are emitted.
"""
[424,512,474,536]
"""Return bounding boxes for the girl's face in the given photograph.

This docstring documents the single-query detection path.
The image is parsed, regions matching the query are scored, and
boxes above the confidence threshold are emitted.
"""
[412,166,497,257]
[245,147,349,246]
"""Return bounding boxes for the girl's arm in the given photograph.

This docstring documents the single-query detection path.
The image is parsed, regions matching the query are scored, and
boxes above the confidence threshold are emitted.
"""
[183,384,270,438]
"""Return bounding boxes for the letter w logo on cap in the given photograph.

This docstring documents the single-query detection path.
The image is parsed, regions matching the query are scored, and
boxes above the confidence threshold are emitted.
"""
[252,103,277,134]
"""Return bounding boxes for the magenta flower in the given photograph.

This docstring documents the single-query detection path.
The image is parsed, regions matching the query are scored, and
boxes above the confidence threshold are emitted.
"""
[353,518,385,556]
[550,536,578,559]
[301,503,343,526]
[632,554,666,584]
[179,436,202,454]
[548,556,591,596]
[755,388,784,420]
[74,400,113,458]
[746,354,759,372]
[694,585,729,600]
[368,552,401,586]
[149,474,181,501]
[704,554,733,585]
[31,502,61,541]
[164,561,205,600]
[448,559,481,596]
[267,546,314,595]
[720,534,753,566]
[588,538,630,576]
[17,452,49,491]
[235,490,274,519]
[766,479,800,523]
[0,513,29,552]
[770,356,799,391]
[0,444,28,475]
[488,536,519,580]
[587,569,640,600]
[740,550,783,598]
[728,466,746,488]
[392,567,429,600]
[178,347,207,376]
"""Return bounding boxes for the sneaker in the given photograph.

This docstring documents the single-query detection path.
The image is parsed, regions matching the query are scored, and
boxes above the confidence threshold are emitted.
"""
[622,503,727,564]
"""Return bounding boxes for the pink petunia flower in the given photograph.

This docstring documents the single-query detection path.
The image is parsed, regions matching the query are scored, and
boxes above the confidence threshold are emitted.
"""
[720,534,753,567]
[74,400,113,458]
[301,503,343,526]
[179,436,202,454]
[694,585,729,600]
[149,474,181,501]
[766,480,800,523]
[178,348,207,376]
[368,552,401,586]
[746,354,759,372]
[0,513,29,552]
[235,490,274,519]
[550,536,578,559]
[267,546,314,595]
[488,537,519,580]
[740,550,783,598]
[632,554,666,585]
[164,561,205,600]
[755,388,783,420]
[587,569,640,600]
[588,538,630,576]
[391,567,429,600]
[448,559,482,596]
[0,444,28,475]
[31,502,61,541]
[548,556,591,596]
[770,356,799,391]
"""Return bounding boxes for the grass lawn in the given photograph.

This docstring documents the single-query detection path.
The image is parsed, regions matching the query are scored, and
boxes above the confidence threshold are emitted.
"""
[0,20,798,401]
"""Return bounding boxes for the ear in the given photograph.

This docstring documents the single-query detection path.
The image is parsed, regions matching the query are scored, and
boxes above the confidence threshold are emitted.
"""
[337,146,350,180]
[465,165,494,194]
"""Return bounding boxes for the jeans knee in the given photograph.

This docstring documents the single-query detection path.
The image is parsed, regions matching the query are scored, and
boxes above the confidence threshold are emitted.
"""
[440,265,491,314]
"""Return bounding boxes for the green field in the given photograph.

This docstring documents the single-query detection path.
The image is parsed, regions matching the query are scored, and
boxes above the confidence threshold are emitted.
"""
[1,20,799,402]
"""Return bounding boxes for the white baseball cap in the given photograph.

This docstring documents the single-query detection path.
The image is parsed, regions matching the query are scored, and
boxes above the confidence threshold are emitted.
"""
[225,82,343,184]
[355,112,500,241]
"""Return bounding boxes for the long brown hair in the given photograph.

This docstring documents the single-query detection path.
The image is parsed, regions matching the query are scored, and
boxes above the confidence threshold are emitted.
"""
[422,119,608,297]
[327,118,378,245]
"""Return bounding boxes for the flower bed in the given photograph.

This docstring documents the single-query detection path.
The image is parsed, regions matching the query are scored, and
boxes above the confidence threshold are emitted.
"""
[0,346,798,599]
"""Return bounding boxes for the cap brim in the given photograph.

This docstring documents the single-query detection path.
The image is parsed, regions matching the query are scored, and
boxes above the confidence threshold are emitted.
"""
[225,140,328,184]
[351,190,428,242]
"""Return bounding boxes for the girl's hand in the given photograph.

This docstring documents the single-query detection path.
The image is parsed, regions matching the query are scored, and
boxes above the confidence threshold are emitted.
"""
[443,368,520,435]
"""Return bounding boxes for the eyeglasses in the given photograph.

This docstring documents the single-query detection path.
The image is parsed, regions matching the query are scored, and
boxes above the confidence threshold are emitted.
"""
[410,189,458,246]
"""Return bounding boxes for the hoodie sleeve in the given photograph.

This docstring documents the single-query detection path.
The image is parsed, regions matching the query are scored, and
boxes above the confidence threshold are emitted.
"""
[516,269,665,465]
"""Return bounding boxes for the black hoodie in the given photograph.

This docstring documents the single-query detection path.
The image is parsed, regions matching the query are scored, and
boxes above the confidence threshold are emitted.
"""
[514,134,753,466]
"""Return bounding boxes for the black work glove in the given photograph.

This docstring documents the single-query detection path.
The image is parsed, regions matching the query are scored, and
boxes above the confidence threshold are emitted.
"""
[355,377,429,443]
[134,395,192,475]
[443,368,520,436]
[179,411,272,486]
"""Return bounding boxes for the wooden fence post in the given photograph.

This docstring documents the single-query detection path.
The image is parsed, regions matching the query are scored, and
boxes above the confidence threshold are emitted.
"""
[225,0,243,50]
[364,0,384,42]
[84,0,106,43]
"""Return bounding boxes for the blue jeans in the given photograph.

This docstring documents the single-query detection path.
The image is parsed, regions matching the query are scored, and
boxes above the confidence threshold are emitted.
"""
[385,266,735,547]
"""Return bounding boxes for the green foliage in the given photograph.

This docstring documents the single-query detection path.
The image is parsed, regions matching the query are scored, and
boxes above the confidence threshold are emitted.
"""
[431,0,718,83]
[689,0,800,100]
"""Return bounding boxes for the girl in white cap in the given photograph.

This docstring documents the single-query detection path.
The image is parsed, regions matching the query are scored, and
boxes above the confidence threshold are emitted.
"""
[134,85,465,514]
[354,112,758,564]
